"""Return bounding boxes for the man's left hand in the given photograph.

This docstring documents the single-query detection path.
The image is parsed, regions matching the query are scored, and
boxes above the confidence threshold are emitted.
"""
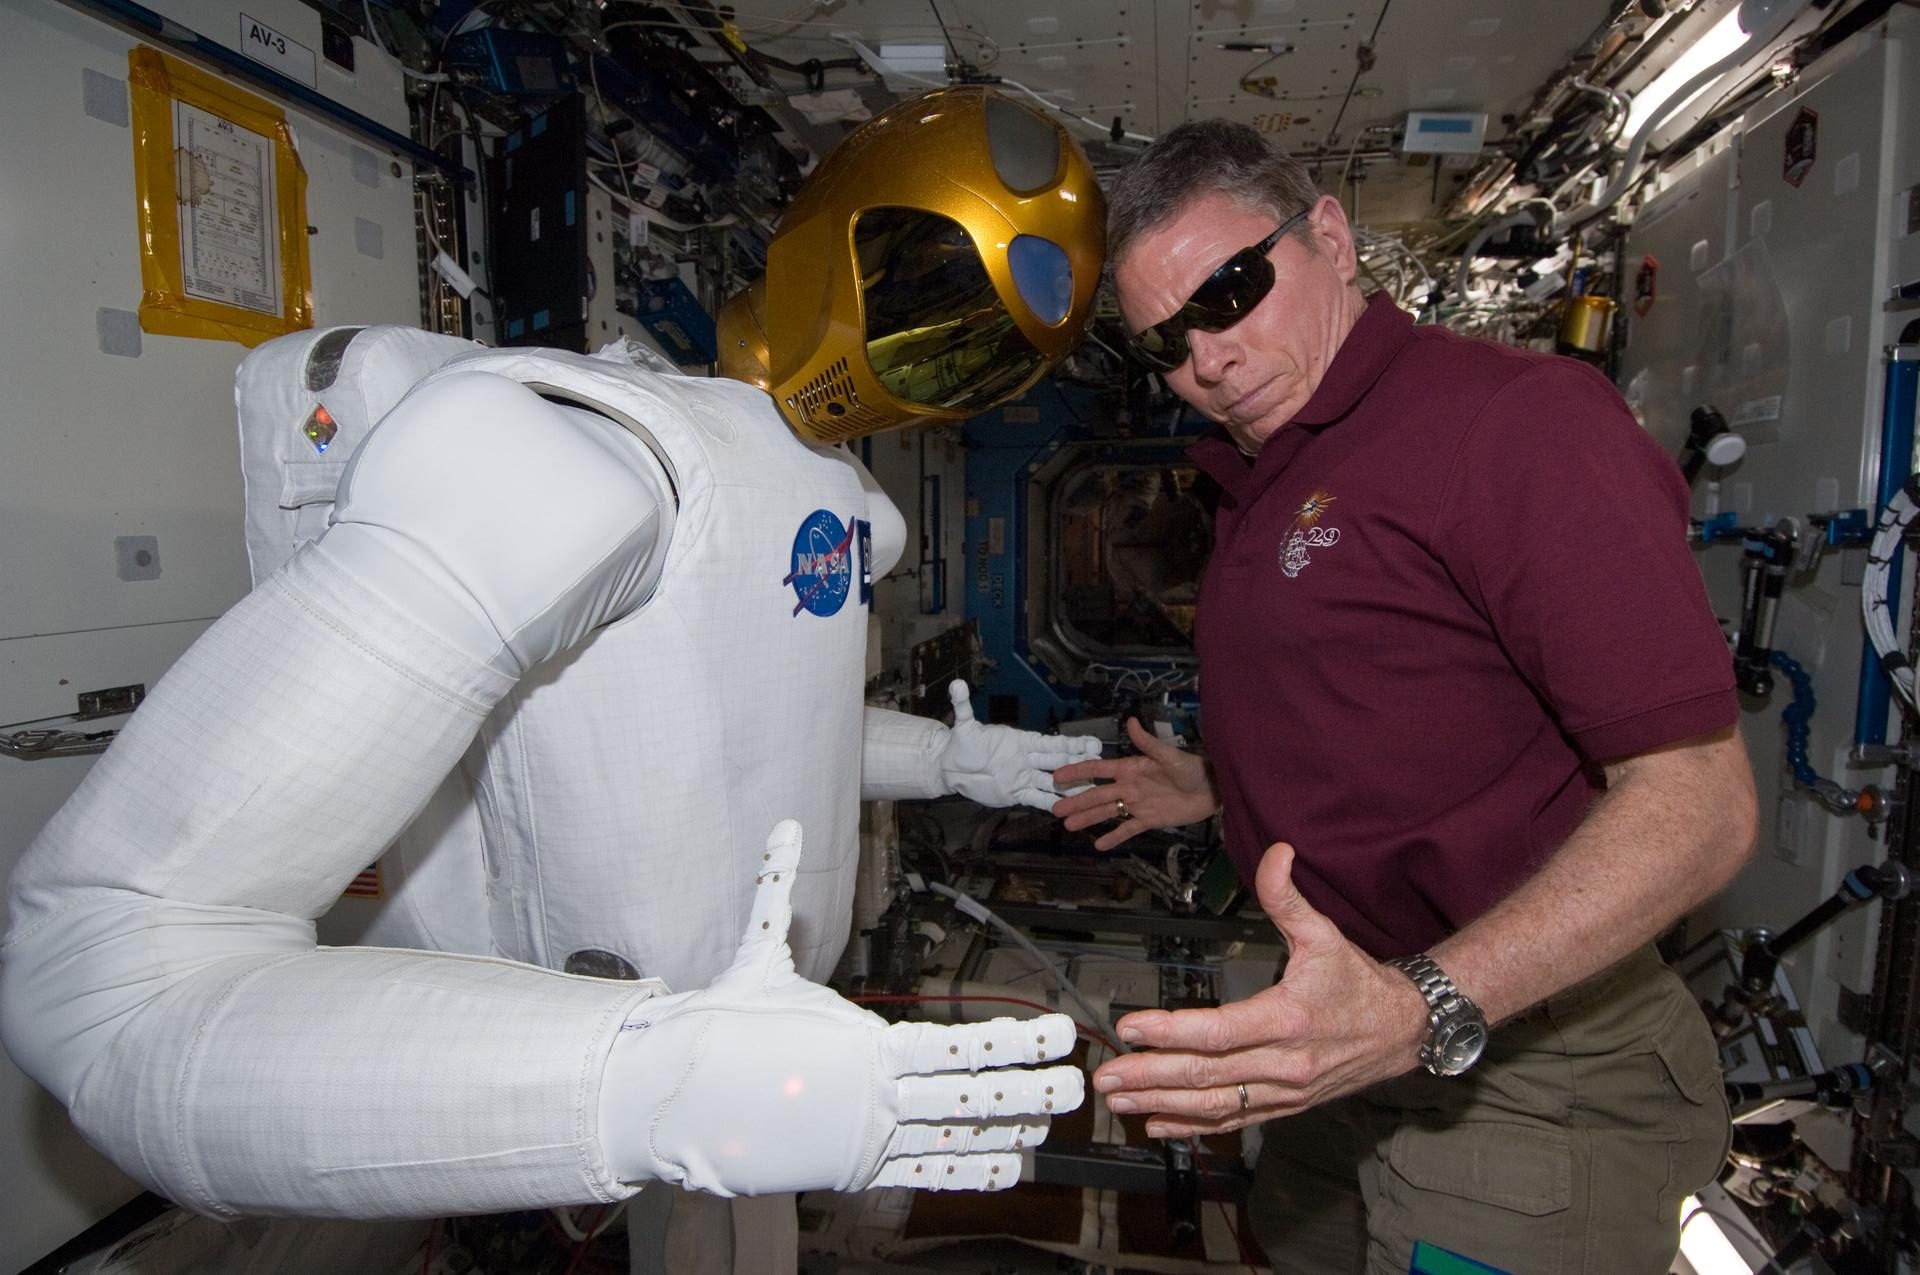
[1092,841,1432,1138]
[938,679,1102,812]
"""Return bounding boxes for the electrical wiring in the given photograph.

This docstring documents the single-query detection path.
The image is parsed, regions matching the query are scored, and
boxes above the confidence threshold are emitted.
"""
[928,0,960,63]
[1319,0,1393,153]
[1333,127,1367,213]
[1077,954,1225,976]
[585,54,636,206]
[713,0,843,44]
[1515,79,1626,195]
[1861,480,1920,709]
[1081,661,1195,696]
[550,1201,623,1244]
[553,1202,620,1275]
[998,951,1223,988]
[1453,199,1553,303]
[1556,0,1815,234]
[1236,46,1295,98]
[1570,77,1631,140]
[996,955,1072,985]
[1216,1196,1259,1273]
[583,171,738,231]
[418,2,507,170]
[1353,227,1438,311]
[926,880,1131,1051]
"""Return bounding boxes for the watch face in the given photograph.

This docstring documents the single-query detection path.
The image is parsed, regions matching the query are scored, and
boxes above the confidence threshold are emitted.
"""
[1432,1019,1489,1076]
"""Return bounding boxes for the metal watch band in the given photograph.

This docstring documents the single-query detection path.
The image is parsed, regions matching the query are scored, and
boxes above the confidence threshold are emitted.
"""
[1388,952,1466,1013]
[1386,952,1485,1070]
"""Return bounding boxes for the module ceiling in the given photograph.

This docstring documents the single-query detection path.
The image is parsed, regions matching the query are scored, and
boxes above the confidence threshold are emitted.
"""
[705,0,1615,223]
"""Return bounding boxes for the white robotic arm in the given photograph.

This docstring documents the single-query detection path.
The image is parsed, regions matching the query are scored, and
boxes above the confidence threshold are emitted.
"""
[861,681,1101,810]
[1,369,672,1218]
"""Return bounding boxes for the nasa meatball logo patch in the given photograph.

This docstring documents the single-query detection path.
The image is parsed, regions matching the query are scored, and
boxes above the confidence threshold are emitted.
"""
[786,509,857,617]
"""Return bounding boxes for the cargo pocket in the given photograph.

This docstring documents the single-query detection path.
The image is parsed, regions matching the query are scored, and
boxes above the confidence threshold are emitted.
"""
[1651,998,1731,1215]
[1383,1120,1571,1275]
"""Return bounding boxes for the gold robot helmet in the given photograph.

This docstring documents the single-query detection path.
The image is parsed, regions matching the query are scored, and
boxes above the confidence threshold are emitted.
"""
[718,86,1106,444]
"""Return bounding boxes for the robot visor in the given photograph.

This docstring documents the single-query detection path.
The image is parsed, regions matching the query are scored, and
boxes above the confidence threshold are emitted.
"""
[857,208,1068,413]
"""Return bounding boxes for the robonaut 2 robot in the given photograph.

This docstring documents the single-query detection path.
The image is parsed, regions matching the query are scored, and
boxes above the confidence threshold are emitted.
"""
[0,87,1107,1244]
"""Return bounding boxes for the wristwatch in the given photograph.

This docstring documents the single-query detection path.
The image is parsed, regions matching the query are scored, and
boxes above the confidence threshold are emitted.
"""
[1386,953,1489,1077]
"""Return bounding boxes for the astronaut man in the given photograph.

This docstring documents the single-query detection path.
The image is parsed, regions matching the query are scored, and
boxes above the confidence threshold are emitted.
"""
[0,86,1106,1248]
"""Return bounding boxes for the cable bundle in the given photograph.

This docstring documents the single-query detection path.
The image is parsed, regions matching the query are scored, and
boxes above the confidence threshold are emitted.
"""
[1861,479,1920,709]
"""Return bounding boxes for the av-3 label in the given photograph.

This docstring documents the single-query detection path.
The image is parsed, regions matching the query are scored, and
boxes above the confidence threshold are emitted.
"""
[239,15,317,88]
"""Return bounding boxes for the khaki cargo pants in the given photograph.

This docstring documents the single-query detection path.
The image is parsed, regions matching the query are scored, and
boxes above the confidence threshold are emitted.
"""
[1250,946,1730,1275]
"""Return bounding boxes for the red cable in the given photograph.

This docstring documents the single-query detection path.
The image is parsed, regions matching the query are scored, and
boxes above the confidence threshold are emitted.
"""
[848,992,1120,1054]
[556,1205,614,1275]
[1215,1197,1259,1273]
[562,1202,617,1275]
[419,1218,436,1275]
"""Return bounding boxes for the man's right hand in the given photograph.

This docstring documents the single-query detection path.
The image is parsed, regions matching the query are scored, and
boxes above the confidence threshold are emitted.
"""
[1050,718,1220,851]
[599,820,1085,1196]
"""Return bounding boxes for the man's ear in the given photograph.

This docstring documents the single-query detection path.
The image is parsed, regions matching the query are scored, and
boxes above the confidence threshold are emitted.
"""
[1307,194,1360,287]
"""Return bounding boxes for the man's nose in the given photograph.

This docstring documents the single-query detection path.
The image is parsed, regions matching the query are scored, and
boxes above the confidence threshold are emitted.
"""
[1187,326,1237,383]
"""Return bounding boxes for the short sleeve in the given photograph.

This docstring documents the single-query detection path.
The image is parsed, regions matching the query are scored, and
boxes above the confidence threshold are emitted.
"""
[1430,359,1735,762]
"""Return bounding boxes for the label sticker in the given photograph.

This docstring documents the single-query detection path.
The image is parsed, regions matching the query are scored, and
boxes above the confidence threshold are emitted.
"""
[239,14,317,88]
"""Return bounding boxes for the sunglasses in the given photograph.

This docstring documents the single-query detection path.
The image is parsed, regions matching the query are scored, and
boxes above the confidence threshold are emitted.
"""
[1124,208,1310,372]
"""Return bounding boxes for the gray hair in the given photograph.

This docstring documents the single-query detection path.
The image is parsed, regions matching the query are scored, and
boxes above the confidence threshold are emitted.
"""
[1106,120,1321,272]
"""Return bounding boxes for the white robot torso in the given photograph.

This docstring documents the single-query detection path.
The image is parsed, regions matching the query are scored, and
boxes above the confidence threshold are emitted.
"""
[257,342,904,990]
[357,347,901,988]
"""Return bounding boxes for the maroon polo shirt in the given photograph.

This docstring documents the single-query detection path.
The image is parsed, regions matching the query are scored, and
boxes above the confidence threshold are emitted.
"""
[1188,292,1736,958]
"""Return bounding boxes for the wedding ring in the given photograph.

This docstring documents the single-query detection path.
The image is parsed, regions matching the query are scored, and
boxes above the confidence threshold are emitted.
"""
[1114,798,1131,820]
[1237,1083,1250,1113]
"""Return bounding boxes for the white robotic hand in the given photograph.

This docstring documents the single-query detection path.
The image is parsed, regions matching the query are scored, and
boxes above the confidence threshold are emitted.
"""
[601,820,1084,1197]
[937,679,1103,811]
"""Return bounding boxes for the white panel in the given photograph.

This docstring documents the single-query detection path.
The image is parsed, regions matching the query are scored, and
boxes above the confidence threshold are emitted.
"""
[1666,31,1905,1069]
[1620,143,1736,456]
[1891,15,1920,303]
[0,0,420,1263]
[0,0,422,644]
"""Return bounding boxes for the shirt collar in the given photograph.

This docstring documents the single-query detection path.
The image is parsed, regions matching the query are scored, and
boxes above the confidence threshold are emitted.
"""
[1290,290,1414,427]
[1185,291,1412,501]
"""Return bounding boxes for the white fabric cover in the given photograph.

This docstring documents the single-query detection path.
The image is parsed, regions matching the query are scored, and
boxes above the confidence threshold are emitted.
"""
[393,346,893,988]
[859,706,949,800]
[0,337,942,1217]
[236,325,478,585]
